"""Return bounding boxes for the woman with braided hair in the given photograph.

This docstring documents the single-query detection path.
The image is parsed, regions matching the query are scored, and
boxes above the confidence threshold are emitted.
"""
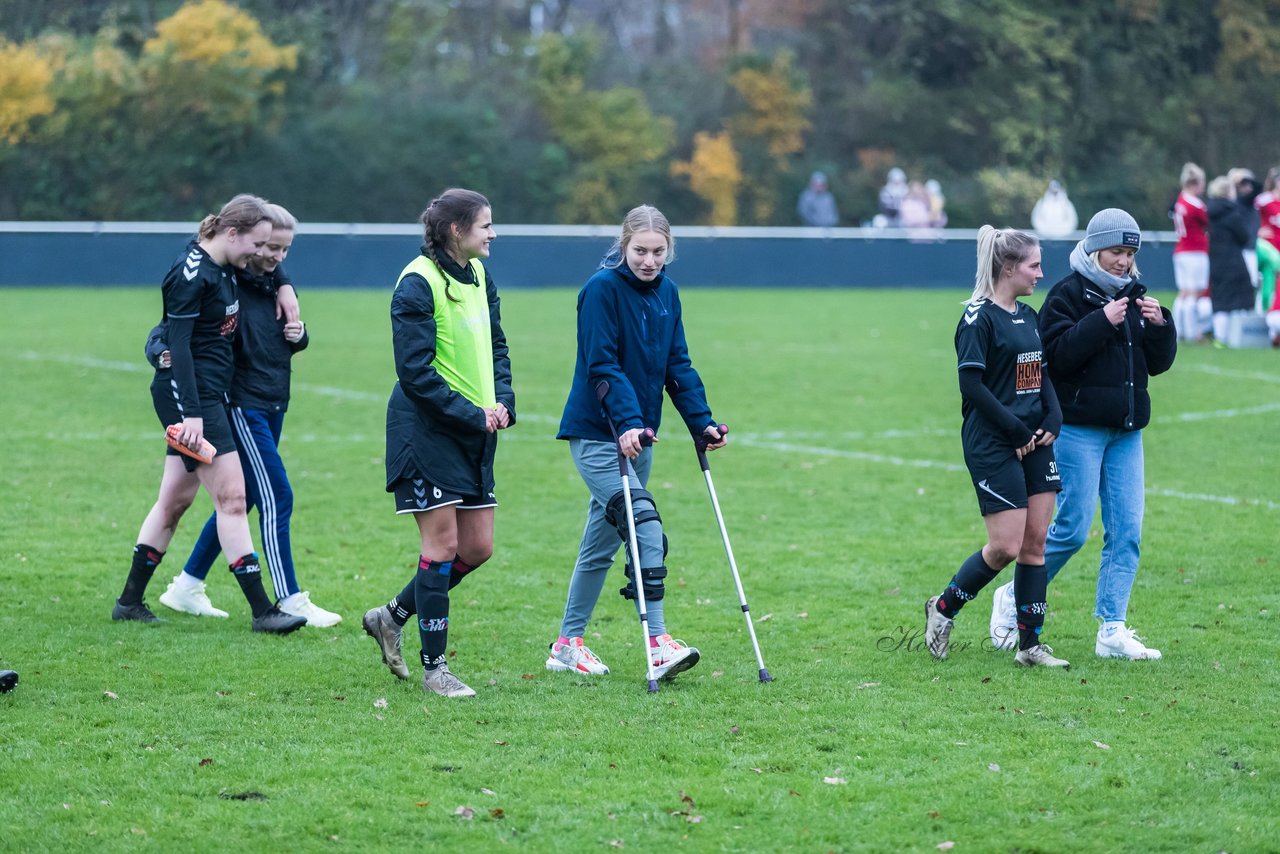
[361,188,515,698]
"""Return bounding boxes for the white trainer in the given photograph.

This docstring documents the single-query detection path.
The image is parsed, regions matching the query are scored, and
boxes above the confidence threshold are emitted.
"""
[989,581,1018,652]
[1014,643,1071,668]
[278,591,343,628]
[1096,624,1162,660]
[422,664,476,698]
[159,575,229,618]
[650,634,700,680]
[546,637,610,674]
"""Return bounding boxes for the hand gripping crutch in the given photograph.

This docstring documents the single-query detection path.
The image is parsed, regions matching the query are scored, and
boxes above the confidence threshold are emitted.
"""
[594,380,661,693]
[695,425,773,683]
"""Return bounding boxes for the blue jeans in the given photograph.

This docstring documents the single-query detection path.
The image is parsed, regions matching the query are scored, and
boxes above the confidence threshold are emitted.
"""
[1044,425,1145,622]
[185,407,298,599]
[558,439,666,638]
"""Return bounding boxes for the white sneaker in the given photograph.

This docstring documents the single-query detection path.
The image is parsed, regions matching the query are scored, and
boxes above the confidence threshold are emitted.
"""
[1096,624,1162,660]
[650,634,700,680]
[278,591,343,628]
[546,637,610,674]
[422,664,476,698]
[159,575,229,618]
[989,581,1018,652]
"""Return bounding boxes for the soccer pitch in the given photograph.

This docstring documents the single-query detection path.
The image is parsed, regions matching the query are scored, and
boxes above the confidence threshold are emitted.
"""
[1,286,1276,852]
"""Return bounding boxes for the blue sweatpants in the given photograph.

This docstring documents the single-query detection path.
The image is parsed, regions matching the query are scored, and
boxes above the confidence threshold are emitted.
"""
[185,407,299,599]
[558,438,666,639]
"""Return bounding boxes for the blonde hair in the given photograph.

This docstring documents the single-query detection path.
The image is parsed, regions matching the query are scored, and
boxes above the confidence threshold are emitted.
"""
[197,194,270,240]
[603,204,676,268]
[1088,249,1141,278]
[969,225,1039,303]
[1180,162,1205,188]
[1208,175,1235,200]
[264,203,297,231]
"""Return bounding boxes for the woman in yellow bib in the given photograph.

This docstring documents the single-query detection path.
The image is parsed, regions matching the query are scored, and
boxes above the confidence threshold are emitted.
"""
[362,188,515,698]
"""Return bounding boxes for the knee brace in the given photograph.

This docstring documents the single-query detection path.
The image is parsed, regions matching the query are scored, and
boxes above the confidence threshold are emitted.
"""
[603,488,661,540]
[619,561,669,601]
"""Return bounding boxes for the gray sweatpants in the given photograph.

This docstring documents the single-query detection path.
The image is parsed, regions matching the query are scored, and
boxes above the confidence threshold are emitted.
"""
[558,438,666,638]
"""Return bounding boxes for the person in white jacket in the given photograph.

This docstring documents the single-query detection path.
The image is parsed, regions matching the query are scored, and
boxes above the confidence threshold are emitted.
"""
[1031,180,1079,238]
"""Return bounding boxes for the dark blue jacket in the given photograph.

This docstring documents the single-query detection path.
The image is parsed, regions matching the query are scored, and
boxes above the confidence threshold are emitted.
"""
[558,262,713,442]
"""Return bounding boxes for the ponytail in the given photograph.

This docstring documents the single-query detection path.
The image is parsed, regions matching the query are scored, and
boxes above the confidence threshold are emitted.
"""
[419,188,491,303]
[969,225,1039,303]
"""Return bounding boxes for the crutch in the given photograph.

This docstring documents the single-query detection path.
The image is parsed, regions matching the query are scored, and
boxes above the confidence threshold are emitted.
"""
[594,380,661,693]
[695,424,773,683]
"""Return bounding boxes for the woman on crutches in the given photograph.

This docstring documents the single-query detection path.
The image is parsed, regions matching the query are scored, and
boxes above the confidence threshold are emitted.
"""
[547,205,726,681]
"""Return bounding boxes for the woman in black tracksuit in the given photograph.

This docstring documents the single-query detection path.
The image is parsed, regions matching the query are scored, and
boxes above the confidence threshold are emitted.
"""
[361,188,515,699]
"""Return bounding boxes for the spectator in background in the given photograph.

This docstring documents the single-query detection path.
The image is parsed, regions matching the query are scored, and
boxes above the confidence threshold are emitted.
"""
[926,179,948,228]
[898,180,933,230]
[1207,175,1255,346]
[1230,167,1262,288]
[878,167,908,227]
[1171,162,1210,343]
[1030,180,1078,238]
[797,171,839,228]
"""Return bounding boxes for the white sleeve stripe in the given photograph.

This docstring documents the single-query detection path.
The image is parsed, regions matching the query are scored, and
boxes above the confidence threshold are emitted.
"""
[167,312,200,319]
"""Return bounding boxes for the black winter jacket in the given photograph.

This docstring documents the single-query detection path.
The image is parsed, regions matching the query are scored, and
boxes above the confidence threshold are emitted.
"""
[1039,271,1177,431]
[1207,197,1256,313]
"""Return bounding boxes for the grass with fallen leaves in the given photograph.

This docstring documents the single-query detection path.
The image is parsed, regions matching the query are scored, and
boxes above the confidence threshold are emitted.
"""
[1,285,1276,852]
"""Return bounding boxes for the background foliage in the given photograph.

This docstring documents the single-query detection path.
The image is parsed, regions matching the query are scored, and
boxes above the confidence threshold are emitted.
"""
[2,0,1278,227]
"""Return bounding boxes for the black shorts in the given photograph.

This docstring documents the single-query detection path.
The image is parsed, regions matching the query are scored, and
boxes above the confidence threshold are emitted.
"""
[970,444,1061,516]
[391,475,497,515]
[150,377,235,457]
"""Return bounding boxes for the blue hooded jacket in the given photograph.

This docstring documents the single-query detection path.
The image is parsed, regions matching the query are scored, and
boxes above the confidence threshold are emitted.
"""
[558,260,713,442]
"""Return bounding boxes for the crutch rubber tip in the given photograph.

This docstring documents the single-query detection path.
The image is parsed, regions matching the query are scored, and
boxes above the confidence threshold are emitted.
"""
[647,680,660,693]
[758,669,774,683]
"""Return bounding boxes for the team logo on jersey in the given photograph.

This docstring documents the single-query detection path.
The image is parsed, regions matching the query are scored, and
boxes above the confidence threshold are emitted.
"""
[1015,350,1042,393]
[183,249,202,281]
[219,300,239,337]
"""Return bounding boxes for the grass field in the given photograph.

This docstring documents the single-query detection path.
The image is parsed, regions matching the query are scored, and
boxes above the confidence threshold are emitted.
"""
[1,285,1277,853]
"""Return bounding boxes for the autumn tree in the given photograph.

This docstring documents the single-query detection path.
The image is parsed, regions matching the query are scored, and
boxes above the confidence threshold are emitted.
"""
[532,33,673,223]
[671,131,742,224]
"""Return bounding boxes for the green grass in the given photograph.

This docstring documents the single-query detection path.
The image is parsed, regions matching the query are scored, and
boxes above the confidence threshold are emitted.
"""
[1,286,1277,853]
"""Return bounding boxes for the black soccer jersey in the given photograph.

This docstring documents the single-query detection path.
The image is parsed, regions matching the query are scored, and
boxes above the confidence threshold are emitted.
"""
[160,239,240,413]
[955,299,1048,473]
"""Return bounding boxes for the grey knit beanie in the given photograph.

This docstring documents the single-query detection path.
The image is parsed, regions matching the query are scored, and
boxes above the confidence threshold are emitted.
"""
[1083,208,1142,254]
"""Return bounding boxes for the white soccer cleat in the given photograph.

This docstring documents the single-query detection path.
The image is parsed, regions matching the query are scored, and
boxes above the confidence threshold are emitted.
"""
[989,581,1018,652]
[546,637,610,675]
[278,591,342,628]
[1096,624,1162,660]
[159,575,229,618]
[422,664,476,698]
[923,596,953,660]
[1014,644,1071,668]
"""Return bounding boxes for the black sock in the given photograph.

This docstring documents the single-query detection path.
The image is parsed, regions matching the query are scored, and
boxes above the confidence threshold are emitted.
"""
[414,556,452,670]
[448,555,479,590]
[120,544,164,605]
[388,578,416,627]
[1014,562,1048,651]
[938,549,1000,618]
[229,553,272,618]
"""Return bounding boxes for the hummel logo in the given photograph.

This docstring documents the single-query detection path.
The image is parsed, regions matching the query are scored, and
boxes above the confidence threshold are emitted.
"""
[964,304,982,325]
[1011,318,1025,324]
[183,251,201,281]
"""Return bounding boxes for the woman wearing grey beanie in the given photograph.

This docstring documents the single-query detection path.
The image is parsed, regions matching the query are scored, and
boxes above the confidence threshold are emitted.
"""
[988,208,1177,660]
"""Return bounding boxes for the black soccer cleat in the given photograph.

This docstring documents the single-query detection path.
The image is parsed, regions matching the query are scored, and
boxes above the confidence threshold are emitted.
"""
[0,670,17,693]
[251,606,307,635]
[112,599,167,623]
